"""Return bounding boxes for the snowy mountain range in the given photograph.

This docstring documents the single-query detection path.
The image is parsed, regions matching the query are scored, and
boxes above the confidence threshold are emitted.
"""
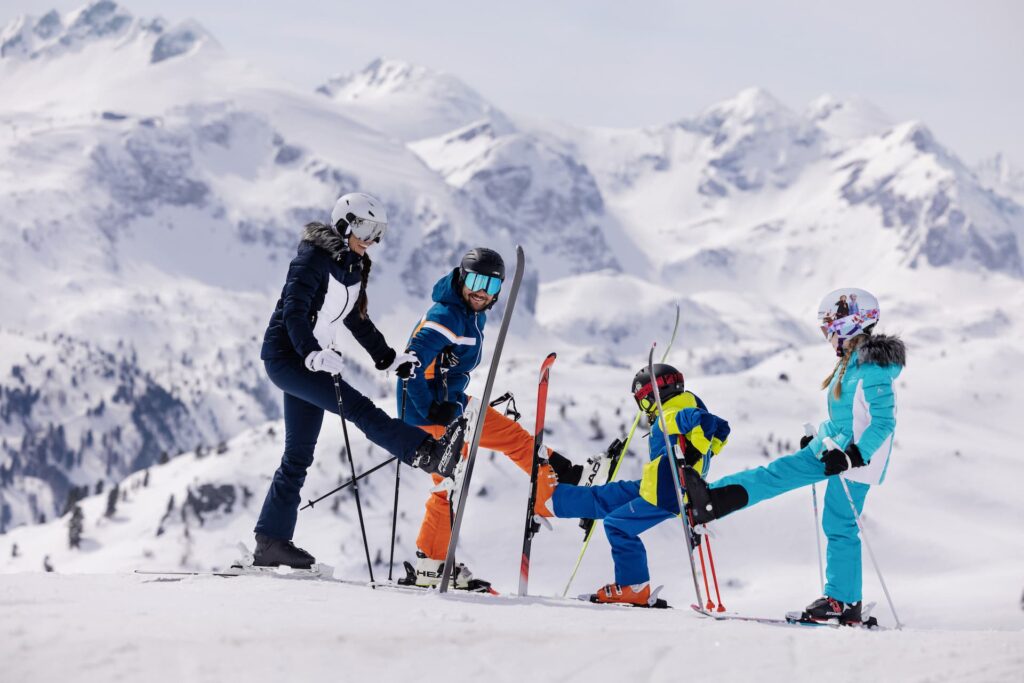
[1,2,1023,634]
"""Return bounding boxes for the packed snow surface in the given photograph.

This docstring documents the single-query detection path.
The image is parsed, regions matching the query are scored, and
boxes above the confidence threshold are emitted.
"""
[2,573,1022,683]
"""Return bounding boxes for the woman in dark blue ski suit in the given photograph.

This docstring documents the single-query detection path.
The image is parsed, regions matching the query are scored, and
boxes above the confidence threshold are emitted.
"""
[253,193,466,568]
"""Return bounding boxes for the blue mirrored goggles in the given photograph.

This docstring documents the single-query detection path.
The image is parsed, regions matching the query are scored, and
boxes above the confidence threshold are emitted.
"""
[463,271,502,296]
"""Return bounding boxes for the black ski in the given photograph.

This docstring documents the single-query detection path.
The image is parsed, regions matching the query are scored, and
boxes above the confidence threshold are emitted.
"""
[438,245,526,594]
[517,352,557,597]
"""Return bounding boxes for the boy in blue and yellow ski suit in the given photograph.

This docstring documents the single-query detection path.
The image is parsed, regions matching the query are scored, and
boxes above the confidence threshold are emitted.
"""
[539,364,729,606]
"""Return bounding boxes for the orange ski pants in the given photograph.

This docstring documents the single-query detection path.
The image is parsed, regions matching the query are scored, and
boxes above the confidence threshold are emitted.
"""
[416,405,545,560]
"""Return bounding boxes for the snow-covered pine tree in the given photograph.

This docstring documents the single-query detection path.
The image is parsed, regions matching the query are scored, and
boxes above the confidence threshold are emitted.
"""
[68,505,84,549]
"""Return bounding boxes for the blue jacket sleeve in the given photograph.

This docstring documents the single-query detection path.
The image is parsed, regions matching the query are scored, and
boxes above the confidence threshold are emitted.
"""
[672,407,713,454]
[404,308,460,420]
[344,303,393,367]
[282,248,325,359]
[854,369,897,461]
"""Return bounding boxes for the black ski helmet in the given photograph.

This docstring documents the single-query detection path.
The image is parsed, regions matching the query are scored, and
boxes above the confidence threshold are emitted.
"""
[460,247,505,281]
[632,363,685,413]
[459,247,505,309]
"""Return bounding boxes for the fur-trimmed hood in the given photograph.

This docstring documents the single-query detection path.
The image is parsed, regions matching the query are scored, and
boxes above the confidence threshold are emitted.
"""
[301,222,348,261]
[857,333,906,368]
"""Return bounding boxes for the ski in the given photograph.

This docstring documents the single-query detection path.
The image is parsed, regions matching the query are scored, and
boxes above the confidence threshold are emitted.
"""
[647,343,705,606]
[581,596,671,609]
[691,603,882,629]
[562,303,680,597]
[518,352,557,597]
[438,245,526,594]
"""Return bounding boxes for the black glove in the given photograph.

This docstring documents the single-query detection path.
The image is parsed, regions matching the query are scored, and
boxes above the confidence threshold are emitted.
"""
[683,441,704,467]
[822,443,865,476]
[374,347,397,371]
[548,451,583,486]
[427,401,461,425]
[395,361,416,380]
[799,435,814,449]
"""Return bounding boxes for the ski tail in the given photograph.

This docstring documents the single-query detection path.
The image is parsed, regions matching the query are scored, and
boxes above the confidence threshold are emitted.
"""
[518,352,557,597]
[439,245,526,594]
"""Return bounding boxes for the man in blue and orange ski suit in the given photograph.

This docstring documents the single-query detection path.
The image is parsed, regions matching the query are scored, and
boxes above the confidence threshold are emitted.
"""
[398,248,579,589]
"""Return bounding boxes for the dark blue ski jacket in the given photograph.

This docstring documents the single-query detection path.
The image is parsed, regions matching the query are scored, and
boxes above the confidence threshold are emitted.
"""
[261,223,392,366]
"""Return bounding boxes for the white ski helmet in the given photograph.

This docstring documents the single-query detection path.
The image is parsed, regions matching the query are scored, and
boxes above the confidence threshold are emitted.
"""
[331,192,388,243]
[817,288,879,353]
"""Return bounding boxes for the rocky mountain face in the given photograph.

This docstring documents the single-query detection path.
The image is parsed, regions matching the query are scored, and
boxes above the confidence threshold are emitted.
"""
[1,1,1021,534]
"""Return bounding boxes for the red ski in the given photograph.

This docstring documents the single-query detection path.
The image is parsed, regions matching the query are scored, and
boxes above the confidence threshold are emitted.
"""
[517,352,557,597]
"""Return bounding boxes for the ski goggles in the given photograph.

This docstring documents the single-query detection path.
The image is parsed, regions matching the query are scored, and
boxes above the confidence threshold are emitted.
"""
[633,372,684,412]
[347,216,387,243]
[463,271,502,296]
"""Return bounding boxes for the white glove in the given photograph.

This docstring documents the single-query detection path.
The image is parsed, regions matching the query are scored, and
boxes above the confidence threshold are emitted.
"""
[390,351,421,379]
[305,349,345,375]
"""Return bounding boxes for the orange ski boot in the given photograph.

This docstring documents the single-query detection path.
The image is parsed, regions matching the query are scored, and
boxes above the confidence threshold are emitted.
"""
[533,463,558,517]
[590,582,667,607]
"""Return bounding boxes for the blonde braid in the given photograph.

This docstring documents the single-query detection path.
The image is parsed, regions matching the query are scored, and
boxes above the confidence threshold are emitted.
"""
[821,335,866,399]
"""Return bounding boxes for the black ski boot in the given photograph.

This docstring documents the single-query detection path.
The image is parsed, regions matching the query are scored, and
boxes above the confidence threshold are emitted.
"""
[683,467,748,524]
[253,533,315,569]
[799,596,863,625]
[549,451,583,485]
[411,417,467,478]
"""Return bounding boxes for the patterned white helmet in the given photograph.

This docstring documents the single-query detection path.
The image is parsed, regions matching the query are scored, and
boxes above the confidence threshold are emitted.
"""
[330,192,388,242]
[817,288,879,352]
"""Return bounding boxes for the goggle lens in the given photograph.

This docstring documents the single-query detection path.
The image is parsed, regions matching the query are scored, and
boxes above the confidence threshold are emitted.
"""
[348,217,387,243]
[464,271,502,296]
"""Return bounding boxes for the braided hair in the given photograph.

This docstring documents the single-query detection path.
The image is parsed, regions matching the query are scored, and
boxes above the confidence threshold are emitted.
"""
[820,333,868,399]
[355,252,371,319]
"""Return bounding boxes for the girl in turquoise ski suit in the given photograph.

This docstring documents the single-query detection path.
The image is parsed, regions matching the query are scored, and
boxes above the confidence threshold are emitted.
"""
[690,315,905,620]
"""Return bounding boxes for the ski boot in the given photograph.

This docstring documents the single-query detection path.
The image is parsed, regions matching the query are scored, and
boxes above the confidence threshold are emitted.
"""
[398,552,495,593]
[589,582,668,608]
[796,596,865,626]
[682,466,747,524]
[533,463,558,517]
[252,533,315,569]
[548,451,583,486]
[411,417,468,478]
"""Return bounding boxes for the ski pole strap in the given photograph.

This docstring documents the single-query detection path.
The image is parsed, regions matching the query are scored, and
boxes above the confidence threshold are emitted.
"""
[489,391,521,422]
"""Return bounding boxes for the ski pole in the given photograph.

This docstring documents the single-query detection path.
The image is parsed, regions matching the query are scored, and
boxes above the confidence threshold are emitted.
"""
[300,456,396,510]
[332,374,375,587]
[703,531,726,612]
[694,451,725,611]
[804,423,825,594]
[388,379,408,582]
[839,475,902,630]
[691,511,715,610]
[811,483,825,593]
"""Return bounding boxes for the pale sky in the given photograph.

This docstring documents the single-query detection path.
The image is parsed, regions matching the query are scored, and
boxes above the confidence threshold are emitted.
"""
[6,0,1024,165]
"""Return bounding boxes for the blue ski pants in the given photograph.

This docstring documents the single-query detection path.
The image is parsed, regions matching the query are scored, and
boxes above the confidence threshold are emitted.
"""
[254,356,428,540]
[553,481,674,586]
[711,448,870,603]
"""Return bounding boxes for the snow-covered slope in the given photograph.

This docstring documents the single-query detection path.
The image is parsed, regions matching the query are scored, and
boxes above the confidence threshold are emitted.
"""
[3,573,1022,683]
[2,3,1023,655]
